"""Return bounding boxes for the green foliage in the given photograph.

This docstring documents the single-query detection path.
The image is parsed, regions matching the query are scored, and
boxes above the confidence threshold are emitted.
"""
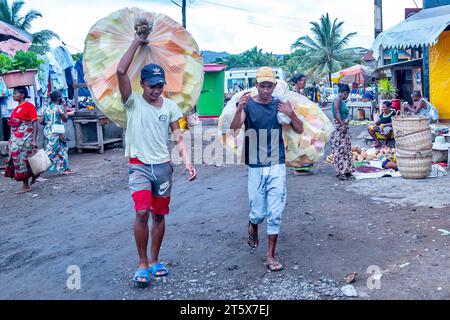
[291,13,361,84]
[281,50,307,79]
[29,29,60,54]
[0,53,14,74]
[215,46,283,70]
[378,78,398,99]
[0,50,43,74]
[212,13,362,85]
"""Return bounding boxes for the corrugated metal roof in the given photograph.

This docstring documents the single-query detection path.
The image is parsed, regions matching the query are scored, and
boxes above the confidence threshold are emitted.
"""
[372,5,450,58]
[0,21,33,43]
[375,58,423,71]
[204,64,227,73]
[0,21,33,55]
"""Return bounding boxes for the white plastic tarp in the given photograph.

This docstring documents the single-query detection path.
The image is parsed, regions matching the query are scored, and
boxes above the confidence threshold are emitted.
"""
[372,4,450,59]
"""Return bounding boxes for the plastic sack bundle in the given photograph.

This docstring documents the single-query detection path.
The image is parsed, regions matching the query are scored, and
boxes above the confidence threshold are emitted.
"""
[83,7,204,128]
[218,80,333,167]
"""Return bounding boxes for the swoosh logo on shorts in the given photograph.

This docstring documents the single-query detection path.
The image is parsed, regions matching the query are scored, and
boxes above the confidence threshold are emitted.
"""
[159,181,171,195]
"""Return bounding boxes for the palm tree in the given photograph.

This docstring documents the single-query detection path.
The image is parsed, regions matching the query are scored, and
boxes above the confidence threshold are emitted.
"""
[0,0,59,54]
[281,49,306,79]
[243,47,267,68]
[283,60,302,80]
[215,54,246,69]
[292,13,358,85]
[265,52,282,67]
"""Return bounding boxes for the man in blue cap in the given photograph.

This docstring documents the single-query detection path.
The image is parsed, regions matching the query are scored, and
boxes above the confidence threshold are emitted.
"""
[117,33,197,286]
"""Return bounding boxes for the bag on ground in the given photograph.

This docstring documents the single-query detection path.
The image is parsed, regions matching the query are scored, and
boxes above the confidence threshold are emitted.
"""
[28,149,51,176]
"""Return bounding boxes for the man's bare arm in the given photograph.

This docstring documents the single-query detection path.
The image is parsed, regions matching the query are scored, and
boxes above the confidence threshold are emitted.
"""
[117,34,149,102]
[230,93,251,135]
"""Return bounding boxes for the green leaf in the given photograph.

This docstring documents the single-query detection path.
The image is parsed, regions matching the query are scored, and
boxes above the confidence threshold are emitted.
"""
[0,53,14,74]
[0,50,43,74]
[378,78,398,99]
[291,13,359,81]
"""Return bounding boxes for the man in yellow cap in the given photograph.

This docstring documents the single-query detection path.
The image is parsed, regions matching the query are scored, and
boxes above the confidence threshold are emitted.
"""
[230,67,304,272]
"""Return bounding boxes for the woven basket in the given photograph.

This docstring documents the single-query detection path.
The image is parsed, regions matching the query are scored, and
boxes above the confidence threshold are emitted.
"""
[395,130,432,151]
[396,148,432,158]
[396,147,432,179]
[392,115,432,151]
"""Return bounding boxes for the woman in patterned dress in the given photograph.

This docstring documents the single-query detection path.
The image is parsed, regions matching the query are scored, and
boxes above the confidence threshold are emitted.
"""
[330,84,353,180]
[4,87,39,194]
[41,91,75,175]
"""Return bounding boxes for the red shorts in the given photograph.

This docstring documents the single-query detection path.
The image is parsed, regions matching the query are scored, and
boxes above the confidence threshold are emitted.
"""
[129,159,173,215]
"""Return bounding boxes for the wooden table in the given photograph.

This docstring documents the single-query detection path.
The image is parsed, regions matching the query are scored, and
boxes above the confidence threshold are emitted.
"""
[73,115,123,154]
[347,101,376,120]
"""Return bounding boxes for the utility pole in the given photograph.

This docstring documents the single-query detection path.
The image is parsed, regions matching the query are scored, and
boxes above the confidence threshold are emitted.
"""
[182,0,187,29]
[374,0,383,39]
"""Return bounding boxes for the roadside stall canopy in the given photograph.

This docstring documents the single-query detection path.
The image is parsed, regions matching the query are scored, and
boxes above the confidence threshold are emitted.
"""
[204,64,227,73]
[372,4,450,58]
[0,21,32,56]
[331,65,376,85]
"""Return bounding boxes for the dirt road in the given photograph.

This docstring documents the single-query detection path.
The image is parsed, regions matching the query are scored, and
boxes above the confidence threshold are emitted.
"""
[1,138,449,300]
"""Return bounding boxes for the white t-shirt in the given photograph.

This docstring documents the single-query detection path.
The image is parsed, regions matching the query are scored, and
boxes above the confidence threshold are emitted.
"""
[124,92,183,164]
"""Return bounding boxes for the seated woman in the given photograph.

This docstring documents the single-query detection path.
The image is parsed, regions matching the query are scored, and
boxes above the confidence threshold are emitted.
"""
[403,90,439,122]
[368,101,395,149]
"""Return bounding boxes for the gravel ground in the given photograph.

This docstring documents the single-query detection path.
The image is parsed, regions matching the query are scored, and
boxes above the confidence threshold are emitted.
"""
[1,124,449,300]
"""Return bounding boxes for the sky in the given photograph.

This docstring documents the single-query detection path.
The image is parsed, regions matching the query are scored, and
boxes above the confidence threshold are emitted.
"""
[22,0,422,54]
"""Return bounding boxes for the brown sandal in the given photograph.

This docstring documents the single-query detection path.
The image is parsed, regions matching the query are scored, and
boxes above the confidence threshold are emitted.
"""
[247,222,259,249]
[16,189,32,195]
[266,261,284,272]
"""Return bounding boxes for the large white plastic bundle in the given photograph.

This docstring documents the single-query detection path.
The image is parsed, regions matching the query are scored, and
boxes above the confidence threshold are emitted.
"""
[218,80,333,167]
[83,7,204,128]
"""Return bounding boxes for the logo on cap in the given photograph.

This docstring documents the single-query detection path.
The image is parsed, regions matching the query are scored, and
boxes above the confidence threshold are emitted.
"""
[153,68,162,75]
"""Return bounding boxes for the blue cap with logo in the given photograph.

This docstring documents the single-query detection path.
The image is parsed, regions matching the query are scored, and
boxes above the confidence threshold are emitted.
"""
[141,64,166,86]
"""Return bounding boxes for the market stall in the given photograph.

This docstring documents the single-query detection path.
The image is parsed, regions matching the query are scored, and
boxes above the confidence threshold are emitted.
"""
[346,100,376,120]
[0,47,124,153]
[372,4,450,120]
[331,65,378,86]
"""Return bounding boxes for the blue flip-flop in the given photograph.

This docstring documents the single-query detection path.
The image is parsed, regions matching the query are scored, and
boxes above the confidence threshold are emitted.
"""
[149,263,169,277]
[133,268,151,285]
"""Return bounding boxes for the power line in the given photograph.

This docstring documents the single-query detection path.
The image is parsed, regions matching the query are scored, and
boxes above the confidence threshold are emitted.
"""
[247,21,301,33]
[199,0,256,13]
[171,0,188,28]
[246,20,374,44]
[171,0,194,9]
[198,0,370,28]
[62,41,82,53]
[171,0,182,8]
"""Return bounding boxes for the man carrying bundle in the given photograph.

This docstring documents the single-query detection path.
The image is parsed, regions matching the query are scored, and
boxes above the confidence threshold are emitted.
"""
[117,33,197,286]
[230,67,304,272]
